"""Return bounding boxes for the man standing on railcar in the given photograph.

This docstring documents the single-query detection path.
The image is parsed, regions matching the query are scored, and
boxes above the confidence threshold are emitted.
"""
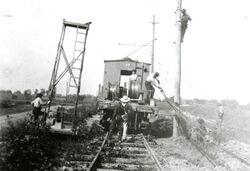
[145,72,162,104]
[127,70,138,96]
[108,96,132,143]
[31,93,50,123]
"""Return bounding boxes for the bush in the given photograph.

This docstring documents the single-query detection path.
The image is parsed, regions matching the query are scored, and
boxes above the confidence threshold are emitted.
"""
[0,119,59,171]
[0,91,12,107]
[0,98,12,108]
[149,117,173,138]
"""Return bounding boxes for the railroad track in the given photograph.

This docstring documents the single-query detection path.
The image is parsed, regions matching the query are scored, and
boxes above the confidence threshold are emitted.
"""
[88,133,163,171]
[159,90,250,170]
[222,147,250,168]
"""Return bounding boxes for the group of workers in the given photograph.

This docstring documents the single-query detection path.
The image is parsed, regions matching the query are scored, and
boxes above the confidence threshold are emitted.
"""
[107,71,163,143]
[30,69,224,144]
[127,70,162,102]
[30,70,163,143]
[30,7,192,141]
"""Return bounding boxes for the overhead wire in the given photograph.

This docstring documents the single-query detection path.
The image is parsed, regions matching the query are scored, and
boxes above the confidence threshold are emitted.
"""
[124,39,156,58]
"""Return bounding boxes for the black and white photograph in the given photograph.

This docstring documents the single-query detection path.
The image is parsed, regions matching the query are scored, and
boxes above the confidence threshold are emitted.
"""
[0,0,250,170]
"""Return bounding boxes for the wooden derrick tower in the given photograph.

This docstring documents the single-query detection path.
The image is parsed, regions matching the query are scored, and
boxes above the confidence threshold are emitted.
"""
[45,19,91,130]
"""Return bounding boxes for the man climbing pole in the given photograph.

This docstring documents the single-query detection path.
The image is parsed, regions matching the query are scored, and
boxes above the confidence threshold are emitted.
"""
[181,9,191,42]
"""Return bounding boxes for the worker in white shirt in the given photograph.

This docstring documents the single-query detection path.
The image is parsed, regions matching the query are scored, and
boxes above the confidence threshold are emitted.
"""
[145,72,162,103]
[129,70,137,81]
[31,93,50,122]
[127,70,138,96]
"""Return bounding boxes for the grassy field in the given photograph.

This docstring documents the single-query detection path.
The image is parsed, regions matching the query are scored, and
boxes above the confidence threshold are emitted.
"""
[0,104,32,116]
[0,96,98,116]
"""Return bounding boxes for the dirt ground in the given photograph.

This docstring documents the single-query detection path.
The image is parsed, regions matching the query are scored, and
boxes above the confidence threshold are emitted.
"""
[152,137,216,171]
[151,136,250,171]
[150,103,250,171]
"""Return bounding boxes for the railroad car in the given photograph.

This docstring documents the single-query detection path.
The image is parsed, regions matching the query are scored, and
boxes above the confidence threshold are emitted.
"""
[97,57,158,132]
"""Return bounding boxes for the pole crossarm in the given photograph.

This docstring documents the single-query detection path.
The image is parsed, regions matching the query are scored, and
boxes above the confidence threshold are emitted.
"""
[63,20,91,30]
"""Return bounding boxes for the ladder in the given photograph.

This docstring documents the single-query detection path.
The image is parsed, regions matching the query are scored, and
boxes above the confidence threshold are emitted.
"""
[46,19,91,129]
[66,23,89,104]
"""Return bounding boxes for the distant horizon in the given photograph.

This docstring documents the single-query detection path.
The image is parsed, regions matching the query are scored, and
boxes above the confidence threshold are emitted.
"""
[1,88,248,105]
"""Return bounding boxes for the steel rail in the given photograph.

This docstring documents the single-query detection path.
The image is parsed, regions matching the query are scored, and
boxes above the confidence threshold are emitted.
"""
[160,89,250,170]
[208,141,250,169]
[189,140,218,167]
[142,135,164,171]
[209,140,250,168]
[221,147,250,168]
[87,133,163,171]
[87,132,108,171]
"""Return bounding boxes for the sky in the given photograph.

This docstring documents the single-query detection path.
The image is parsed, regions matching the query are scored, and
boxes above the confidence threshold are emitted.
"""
[0,0,250,104]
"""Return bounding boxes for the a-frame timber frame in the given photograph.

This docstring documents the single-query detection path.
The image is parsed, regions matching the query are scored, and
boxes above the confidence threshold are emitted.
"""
[45,19,91,130]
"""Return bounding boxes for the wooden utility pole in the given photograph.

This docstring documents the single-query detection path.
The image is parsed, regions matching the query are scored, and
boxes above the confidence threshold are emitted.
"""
[175,0,182,104]
[173,0,182,137]
[150,15,159,73]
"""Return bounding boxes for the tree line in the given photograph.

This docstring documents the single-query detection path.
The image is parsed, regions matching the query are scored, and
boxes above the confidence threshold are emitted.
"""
[0,89,96,108]
[0,89,48,107]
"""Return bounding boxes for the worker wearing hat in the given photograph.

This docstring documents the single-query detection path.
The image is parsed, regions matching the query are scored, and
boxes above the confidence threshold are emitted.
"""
[181,9,191,42]
[31,92,50,123]
[108,95,132,143]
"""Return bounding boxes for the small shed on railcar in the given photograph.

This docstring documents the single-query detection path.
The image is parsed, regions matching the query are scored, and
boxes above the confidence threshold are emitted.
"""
[99,57,151,100]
